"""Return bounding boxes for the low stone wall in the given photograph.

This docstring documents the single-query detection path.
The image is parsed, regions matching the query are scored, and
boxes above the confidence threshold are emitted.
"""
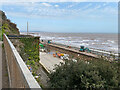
[3,34,41,88]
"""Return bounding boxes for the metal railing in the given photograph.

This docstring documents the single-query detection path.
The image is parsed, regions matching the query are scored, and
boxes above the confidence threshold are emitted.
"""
[3,34,41,89]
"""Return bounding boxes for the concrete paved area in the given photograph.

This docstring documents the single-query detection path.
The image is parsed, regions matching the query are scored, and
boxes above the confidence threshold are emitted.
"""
[2,43,9,88]
[37,65,49,87]
[0,41,2,90]
[39,52,64,72]
[0,41,9,89]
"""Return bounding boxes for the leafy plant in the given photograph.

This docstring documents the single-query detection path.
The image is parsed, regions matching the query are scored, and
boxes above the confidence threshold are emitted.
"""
[48,59,120,89]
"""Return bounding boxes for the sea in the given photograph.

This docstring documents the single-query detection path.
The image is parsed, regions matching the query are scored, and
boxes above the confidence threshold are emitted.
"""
[20,32,118,54]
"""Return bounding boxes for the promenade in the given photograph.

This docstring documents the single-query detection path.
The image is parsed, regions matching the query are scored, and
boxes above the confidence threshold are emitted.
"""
[41,41,98,59]
[0,41,2,90]
[0,41,9,89]
[39,52,64,73]
[49,43,98,58]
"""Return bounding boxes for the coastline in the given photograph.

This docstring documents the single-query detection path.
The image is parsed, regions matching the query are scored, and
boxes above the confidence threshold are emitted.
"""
[20,32,118,59]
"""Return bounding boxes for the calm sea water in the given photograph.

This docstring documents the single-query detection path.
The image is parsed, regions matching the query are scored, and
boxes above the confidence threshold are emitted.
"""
[21,32,118,54]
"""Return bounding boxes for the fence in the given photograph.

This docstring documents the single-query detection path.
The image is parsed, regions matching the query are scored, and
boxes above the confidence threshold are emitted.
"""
[3,34,41,89]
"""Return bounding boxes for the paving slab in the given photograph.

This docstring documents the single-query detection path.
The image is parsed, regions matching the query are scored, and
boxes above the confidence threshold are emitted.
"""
[39,52,64,72]
[0,41,9,88]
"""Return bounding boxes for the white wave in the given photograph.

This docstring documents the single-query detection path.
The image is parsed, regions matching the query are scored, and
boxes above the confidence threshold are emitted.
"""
[82,40,90,42]
[110,47,118,51]
[94,39,99,42]
[102,43,109,45]
[79,43,89,46]
[57,37,66,40]
[107,40,115,43]
[92,43,96,45]
[41,36,55,40]
[28,32,118,53]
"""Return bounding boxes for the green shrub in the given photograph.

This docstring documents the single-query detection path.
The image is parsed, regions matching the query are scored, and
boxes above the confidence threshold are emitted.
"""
[20,38,40,63]
[31,60,35,65]
[32,71,37,76]
[26,60,30,65]
[34,65,38,70]
[48,59,120,89]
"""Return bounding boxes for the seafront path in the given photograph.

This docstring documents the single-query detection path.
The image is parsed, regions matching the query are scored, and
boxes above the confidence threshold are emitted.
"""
[39,52,64,73]
[0,41,2,90]
[0,41,9,88]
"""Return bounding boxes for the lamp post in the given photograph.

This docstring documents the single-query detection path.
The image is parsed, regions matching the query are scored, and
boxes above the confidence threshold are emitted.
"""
[27,21,28,35]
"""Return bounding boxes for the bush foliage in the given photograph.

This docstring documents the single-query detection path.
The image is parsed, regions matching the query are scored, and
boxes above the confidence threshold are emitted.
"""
[49,59,120,89]
[20,37,40,62]
[20,37,40,72]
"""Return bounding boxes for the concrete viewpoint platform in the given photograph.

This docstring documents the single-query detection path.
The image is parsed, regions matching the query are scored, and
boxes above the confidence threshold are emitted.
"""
[39,52,64,73]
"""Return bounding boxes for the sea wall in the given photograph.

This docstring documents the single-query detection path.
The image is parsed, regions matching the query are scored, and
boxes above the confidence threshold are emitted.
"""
[44,43,98,61]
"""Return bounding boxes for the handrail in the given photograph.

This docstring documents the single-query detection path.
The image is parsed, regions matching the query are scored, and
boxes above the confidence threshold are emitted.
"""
[3,34,41,89]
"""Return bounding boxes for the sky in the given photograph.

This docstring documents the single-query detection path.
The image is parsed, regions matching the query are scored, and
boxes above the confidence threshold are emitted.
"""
[0,2,118,33]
